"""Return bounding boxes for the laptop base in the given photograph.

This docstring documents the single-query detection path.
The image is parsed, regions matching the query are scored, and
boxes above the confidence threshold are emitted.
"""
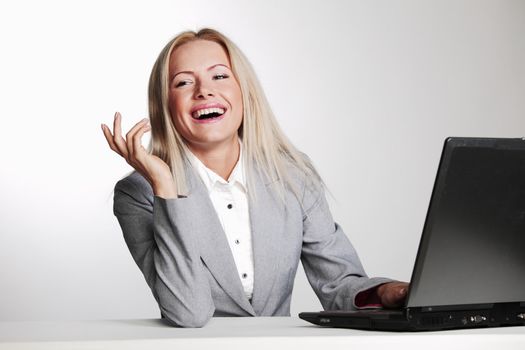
[299,302,525,331]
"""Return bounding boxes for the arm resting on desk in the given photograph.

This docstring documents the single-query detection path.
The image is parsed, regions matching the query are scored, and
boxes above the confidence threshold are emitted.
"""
[114,175,215,327]
[299,182,392,310]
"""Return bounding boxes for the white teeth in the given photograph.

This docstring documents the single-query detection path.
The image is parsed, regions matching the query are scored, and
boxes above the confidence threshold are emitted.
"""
[192,107,225,118]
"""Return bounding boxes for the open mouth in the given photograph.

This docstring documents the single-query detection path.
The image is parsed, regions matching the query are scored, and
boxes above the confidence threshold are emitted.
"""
[192,107,226,121]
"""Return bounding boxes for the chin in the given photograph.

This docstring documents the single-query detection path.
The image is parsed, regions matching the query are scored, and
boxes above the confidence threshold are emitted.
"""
[187,132,238,147]
[189,127,241,144]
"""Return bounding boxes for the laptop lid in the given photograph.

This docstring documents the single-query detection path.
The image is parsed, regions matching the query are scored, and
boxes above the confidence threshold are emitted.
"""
[406,137,525,309]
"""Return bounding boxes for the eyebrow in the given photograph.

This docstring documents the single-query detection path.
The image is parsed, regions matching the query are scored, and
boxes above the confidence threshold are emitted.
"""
[171,64,231,81]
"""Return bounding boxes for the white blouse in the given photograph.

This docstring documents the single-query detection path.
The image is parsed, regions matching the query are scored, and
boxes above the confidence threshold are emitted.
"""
[184,143,255,300]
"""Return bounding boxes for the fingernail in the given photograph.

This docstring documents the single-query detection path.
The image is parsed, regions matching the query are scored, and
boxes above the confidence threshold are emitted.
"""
[101,124,105,131]
[142,118,149,123]
[399,288,406,295]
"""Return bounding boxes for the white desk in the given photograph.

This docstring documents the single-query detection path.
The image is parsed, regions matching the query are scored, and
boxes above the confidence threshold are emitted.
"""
[1,317,524,349]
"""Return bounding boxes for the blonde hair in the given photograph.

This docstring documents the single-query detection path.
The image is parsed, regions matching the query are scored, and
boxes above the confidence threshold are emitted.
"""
[148,28,323,201]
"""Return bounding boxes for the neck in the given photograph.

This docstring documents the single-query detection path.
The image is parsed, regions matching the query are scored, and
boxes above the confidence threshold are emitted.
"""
[187,136,240,181]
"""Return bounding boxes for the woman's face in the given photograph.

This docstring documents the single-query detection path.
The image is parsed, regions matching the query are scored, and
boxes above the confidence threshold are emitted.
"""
[168,40,243,151]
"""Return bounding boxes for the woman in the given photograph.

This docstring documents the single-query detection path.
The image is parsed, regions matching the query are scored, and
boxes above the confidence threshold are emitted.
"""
[101,28,408,328]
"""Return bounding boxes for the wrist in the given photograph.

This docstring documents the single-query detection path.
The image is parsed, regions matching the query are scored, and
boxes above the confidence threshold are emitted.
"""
[152,176,177,199]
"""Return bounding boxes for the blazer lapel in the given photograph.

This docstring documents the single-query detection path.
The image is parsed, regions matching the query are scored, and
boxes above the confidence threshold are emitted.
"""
[185,164,256,316]
[249,168,286,314]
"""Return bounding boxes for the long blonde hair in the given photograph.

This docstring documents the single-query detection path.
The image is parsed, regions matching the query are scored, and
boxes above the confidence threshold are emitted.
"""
[148,28,323,201]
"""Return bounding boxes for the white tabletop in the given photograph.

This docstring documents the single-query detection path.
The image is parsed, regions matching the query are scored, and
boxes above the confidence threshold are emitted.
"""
[1,317,524,350]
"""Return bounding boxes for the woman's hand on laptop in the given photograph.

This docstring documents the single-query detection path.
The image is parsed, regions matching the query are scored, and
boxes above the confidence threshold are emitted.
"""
[377,282,409,308]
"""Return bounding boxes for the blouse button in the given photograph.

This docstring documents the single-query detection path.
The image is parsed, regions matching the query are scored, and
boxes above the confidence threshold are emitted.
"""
[227,203,233,209]
[235,239,240,244]
[242,273,248,279]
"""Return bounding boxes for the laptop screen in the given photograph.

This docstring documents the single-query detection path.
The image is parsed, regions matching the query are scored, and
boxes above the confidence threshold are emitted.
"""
[407,138,525,308]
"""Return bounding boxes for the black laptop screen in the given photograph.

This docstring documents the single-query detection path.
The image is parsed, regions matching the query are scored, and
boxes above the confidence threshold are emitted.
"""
[408,138,525,308]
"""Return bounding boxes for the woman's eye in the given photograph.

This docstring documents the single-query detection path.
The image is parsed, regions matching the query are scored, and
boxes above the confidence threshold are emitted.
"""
[175,80,192,88]
[213,73,229,80]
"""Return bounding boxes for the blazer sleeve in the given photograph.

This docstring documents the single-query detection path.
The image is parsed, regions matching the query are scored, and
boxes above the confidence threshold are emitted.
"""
[300,181,392,310]
[113,174,215,327]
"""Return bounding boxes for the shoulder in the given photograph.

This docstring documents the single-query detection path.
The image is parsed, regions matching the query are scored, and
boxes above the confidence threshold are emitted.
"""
[115,171,152,195]
[280,154,326,213]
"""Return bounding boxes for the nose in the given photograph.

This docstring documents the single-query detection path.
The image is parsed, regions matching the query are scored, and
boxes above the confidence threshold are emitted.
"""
[193,80,214,99]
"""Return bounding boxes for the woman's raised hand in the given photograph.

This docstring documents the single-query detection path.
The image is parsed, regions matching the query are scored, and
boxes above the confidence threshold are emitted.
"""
[101,112,177,198]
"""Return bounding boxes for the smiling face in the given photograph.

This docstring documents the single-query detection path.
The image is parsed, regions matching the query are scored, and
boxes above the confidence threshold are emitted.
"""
[168,39,243,152]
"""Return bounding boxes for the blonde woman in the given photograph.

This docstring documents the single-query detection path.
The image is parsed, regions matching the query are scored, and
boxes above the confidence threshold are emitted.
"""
[101,28,408,328]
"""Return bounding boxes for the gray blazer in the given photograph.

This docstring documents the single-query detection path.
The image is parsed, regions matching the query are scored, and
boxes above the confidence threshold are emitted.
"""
[113,162,391,327]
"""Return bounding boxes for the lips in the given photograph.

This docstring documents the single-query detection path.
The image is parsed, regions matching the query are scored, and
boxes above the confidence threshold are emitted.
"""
[192,107,225,120]
[190,103,227,120]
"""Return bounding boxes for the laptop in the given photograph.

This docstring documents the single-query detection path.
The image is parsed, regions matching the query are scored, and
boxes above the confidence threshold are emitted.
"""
[299,137,525,331]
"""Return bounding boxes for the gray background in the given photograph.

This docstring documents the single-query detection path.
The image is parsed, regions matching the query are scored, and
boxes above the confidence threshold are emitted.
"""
[0,0,524,321]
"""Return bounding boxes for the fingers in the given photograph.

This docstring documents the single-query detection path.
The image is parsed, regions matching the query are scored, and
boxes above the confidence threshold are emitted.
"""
[113,112,129,158]
[101,113,150,164]
[125,118,150,163]
[101,111,128,157]
[133,123,151,156]
[390,285,408,306]
[129,122,151,167]
[101,123,121,155]
[378,282,409,309]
